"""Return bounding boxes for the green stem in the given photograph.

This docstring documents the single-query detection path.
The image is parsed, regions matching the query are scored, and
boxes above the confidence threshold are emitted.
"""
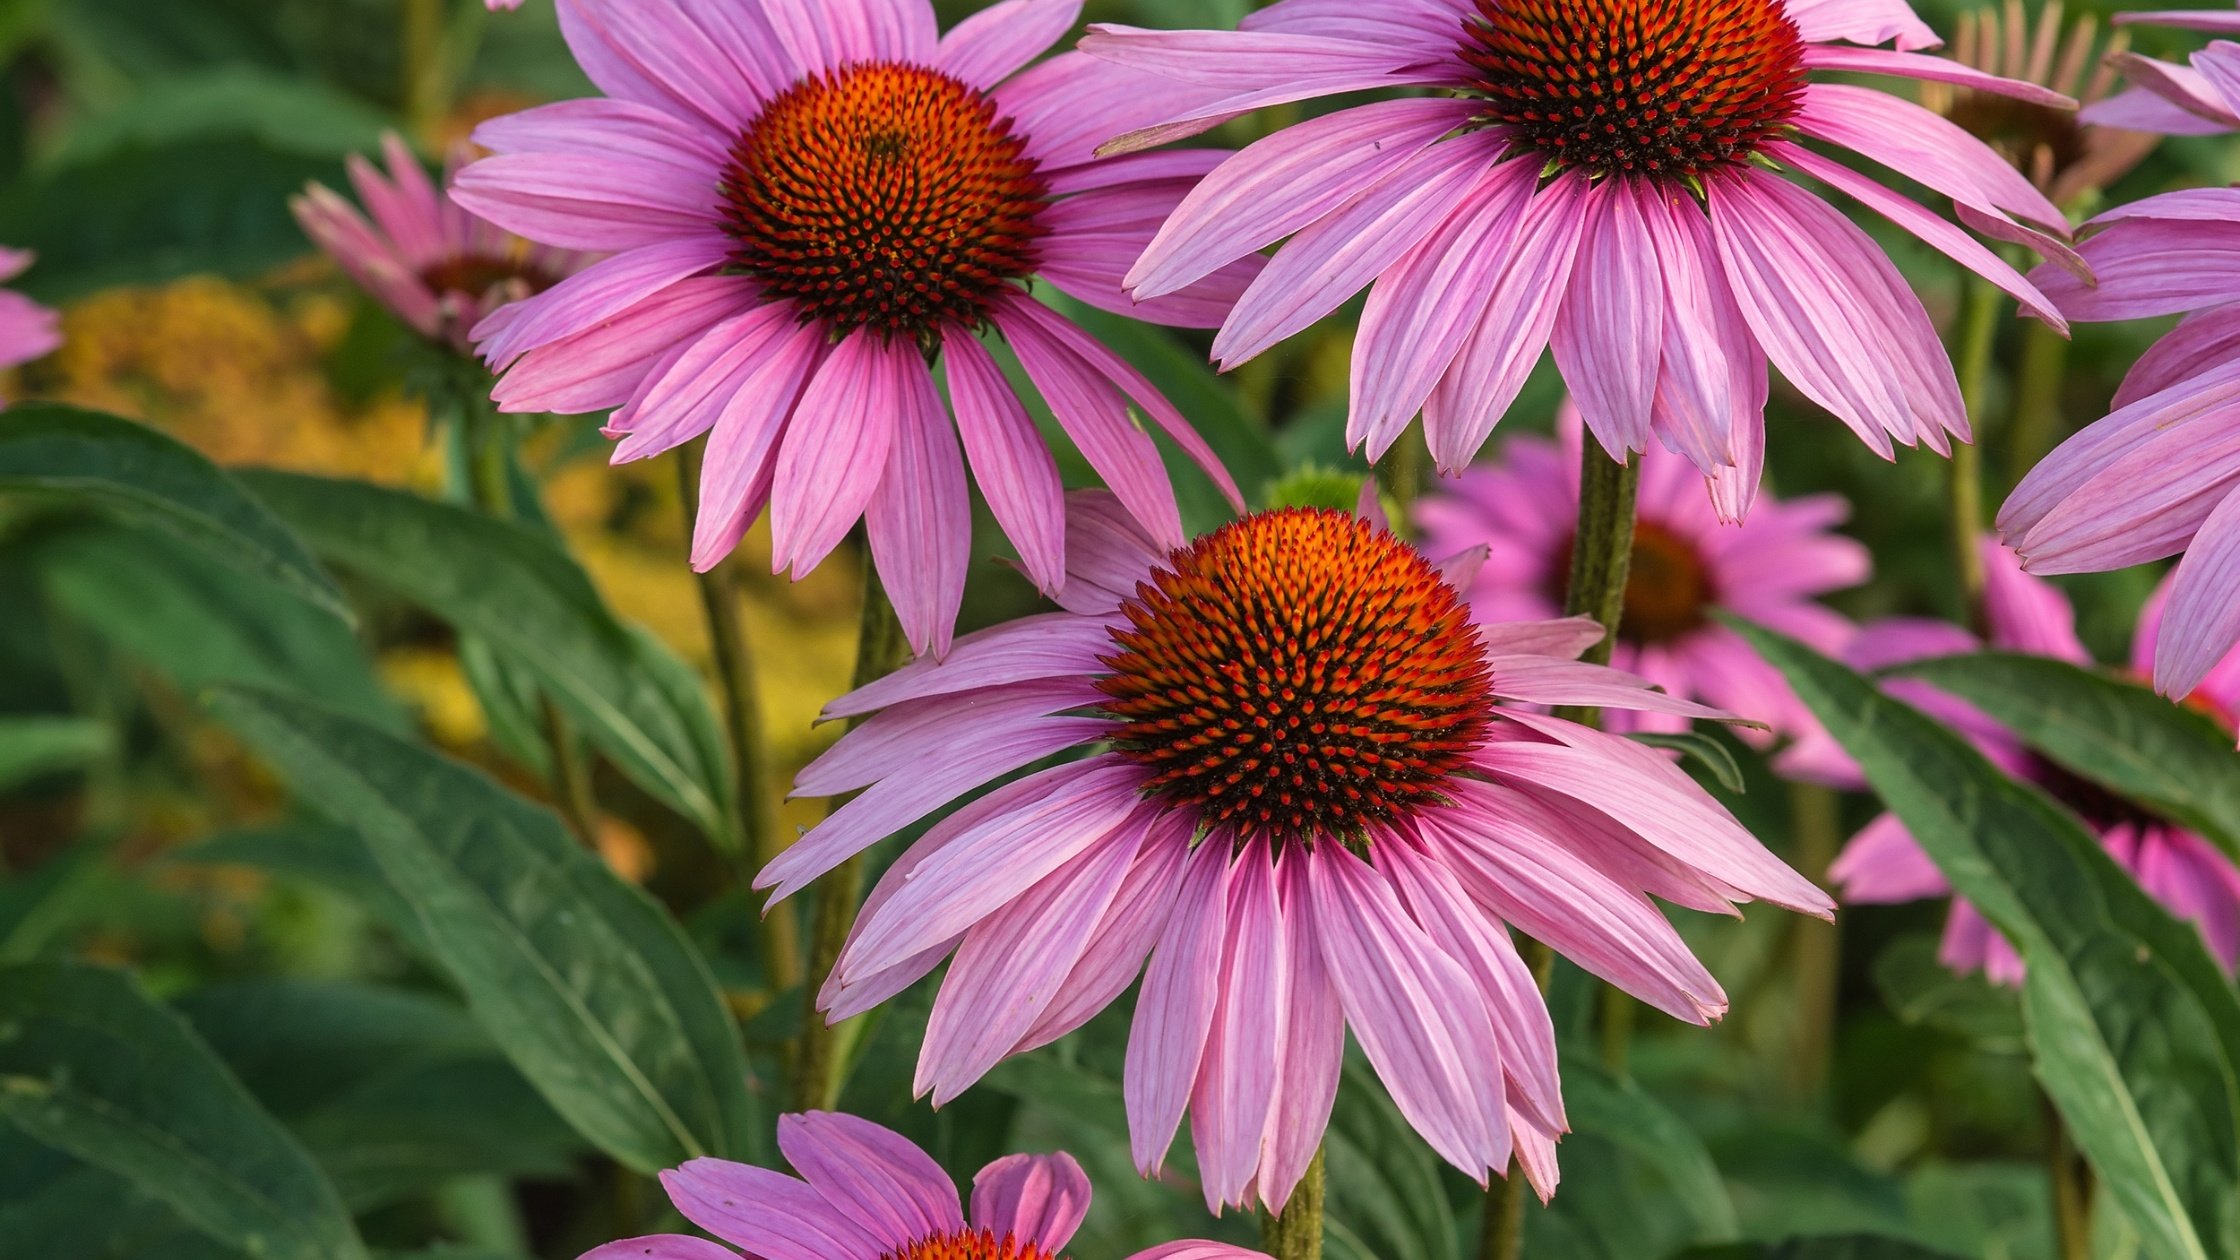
[1482,938,1557,1260]
[1259,1147,1328,1260]
[1784,780,1843,1103]
[2048,1096,2092,1260]
[789,559,908,1114]
[2004,317,2070,485]
[1952,276,2003,627]
[401,0,447,143]
[677,444,801,989]
[1376,429,1428,510]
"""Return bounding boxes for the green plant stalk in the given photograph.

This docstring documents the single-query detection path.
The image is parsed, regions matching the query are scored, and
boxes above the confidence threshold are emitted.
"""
[1951,275,2004,627]
[1260,1146,1328,1260]
[677,444,802,989]
[2005,317,2070,485]
[1484,448,1640,1259]
[1482,938,1558,1260]
[401,0,448,144]
[789,559,909,1113]
[460,396,601,846]
[2048,1094,2093,1260]
[1784,780,1844,1103]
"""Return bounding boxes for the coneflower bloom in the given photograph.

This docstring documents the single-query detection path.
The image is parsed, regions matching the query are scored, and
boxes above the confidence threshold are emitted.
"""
[1414,408,1868,781]
[451,0,1255,658]
[1832,543,2240,981]
[767,493,1831,1210]
[0,247,59,404]
[1920,0,2159,205]
[2008,42,2240,706]
[291,133,586,355]
[592,1111,1271,1260]
[1082,0,2078,518]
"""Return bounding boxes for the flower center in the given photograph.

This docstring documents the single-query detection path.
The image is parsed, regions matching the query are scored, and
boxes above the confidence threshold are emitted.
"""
[720,62,1049,338]
[1459,0,1808,179]
[886,1229,1058,1260]
[417,253,558,302]
[2026,753,2154,833]
[1097,509,1496,844]
[1942,94,2086,190]
[1549,520,1715,645]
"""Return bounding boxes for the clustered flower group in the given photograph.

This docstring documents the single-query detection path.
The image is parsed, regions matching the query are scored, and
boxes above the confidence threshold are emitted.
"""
[246,0,2240,1254]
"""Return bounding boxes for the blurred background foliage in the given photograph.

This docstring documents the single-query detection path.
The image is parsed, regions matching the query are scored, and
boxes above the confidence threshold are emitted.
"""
[0,1,2235,1258]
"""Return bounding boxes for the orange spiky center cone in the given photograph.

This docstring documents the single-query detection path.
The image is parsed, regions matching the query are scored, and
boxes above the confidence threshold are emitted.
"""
[1098,508,1496,844]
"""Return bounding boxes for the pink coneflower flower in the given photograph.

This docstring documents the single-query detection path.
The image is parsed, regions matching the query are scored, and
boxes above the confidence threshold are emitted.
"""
[1921,0,2160,205]
[291,133,586,355]
[1415,408,1868,781]
[1081,0,2079,518]
[2009,39,2240,707]
[1831,542,2240,982]
[0,247,59,404]
[591,1111,1271,1260]
[765,494,1831,1210]
[451,0,1255,658]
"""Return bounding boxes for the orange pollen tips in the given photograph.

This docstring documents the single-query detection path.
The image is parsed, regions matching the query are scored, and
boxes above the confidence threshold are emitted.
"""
[1098,509,1496,844]
[884,1228,1058,1260]
[721,62,1049,338]
[1460,0,1808,178]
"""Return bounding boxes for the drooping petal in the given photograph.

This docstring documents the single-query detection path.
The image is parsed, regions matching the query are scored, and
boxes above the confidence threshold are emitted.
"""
[867,352,973,658]
[1189,840,1287,1209]
[943,332,1068,595]
[770,328,902,577]
[1256,848,1344,1213]
[1126,836,1232,1174]
[1552,177,1664,458]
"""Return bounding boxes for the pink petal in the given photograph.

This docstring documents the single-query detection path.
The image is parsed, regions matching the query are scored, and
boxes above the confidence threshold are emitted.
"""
[770,329,902,577]
[1981,539,2090,662]
[867,353,973,658]
[1190,840,1287,1209]
[942,332,1067,595]
[660,1160,881,1260]
[1126,836,1233,1174]
[1554,177,1664,458]
[822,613,1114,719]
[1017,814,1195,1052]
[684,319,828,570]
[2114,305,2240,411]
[581,1237,740,1260]
[971,1153,1094,1254]
[1256,849,1344,1213]
[2155,486,2240,698]
[936,0,1081,88]
[776,1113,965,1251]
[491,276,755,415]
[1801,44,2077,109]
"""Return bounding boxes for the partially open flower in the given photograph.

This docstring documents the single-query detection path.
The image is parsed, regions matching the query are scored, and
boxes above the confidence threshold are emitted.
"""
[1919,0,2160,205]
[291,133,586,355]
[0,247,59,406]
[767,493,1830,1212]
[588,1111,1270,1260]
[1832,542,2240,981]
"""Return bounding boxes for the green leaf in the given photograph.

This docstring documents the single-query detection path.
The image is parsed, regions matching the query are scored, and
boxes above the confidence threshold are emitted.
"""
[0,960,367,1260]
[54,70,391,164]
[1677,1238,1966,1259]
[1325,1057,1461,1260]
[1527,1056,1738,1260]
[1870,935,2023,1049]
[0,407,345,620]
[1629,730,1748,795]
[237,470,734,846]
[0,715,107,794]
[1894,652,2240,861]
[33,524,400,731]
[1737,619,2240,1260]
[206,687,763,1172]
[170,823,433,958]
[0,834,115,962]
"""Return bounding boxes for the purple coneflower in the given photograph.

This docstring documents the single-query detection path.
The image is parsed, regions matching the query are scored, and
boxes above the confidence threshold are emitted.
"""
[451,0,1256,658]
[0,247,59,403]
[1414,408,1868,781]
[1081,0,2077,519]
[2008,33,2240,705]
[1832,542,2240,982]
[291,133,586,355]
[588,1111,1270,1260]
[766,494,1831,1211]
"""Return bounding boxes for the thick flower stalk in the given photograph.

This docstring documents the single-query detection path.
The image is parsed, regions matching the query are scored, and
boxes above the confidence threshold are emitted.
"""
[452,0,1256,658]
[0,247,59,404]
[1832,542,2240,980]
[765,493,1831,1213]
[584,1111,1271,1260]
[1415,406,1869,781]
[2008,31,2240,707]
[292,133,587,354]
[1082,0,2078,519]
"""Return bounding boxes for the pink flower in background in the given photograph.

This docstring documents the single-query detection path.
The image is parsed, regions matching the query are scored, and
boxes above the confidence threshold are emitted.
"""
[1831,542,2240,982]
[1082,0,2077,520]
[2012,41,2240,707]
[292,133,587,355]
[768,494,1830,1211]
[1415,410,1868,782]
[488,0,523,9]
[0,247,60,403]
[587,1111,1271,1260]
[452,0,1255,659]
